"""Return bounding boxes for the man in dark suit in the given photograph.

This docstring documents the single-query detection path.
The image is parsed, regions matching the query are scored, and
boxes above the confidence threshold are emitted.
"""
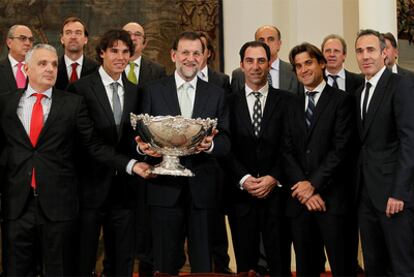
[231,25,299,94]
[122,21,166,277]
[355,29,414,276]
[0,24,33,94]
[321,33,364,276]
[122,22,166,86]
[136,31,230,275]
[284,43,355,277]
[224,41,292,276]
[55,17,98,91]
[382,32,414,79]
[66,29,142,277]
[0,43,150,276]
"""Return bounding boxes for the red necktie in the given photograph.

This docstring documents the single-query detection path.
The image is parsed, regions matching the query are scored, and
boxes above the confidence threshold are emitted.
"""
[16,62,26,88]
[30,93,45,189]
[70,62,78,83]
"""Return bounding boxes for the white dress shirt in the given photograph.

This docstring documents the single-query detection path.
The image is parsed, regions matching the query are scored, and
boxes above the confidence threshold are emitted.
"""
[99,66,125,111]
[8,54,26,78]
[360,66,386,119]
[64,55,84,80]
[325,67,346,91]
[198,65,209,82]
[304,80,326,111]
[125,56,142,83]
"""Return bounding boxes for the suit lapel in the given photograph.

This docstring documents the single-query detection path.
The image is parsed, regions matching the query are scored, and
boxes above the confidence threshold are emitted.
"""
[160,76,181,116]
[237,92,256,138]
[260,88,280,137]
[192,79,210,118]
[120,77,136,135]
[90,73,117,126]
[1,58,18,91]
[7,90,31,145]
[362,69,390,139]
[38,89,64,143]
[355,85,364,137]
[139,57,150,85]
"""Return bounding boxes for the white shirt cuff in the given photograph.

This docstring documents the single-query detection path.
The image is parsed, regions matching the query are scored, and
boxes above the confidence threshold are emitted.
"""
[239,174,251,190]
[126,159,137,175]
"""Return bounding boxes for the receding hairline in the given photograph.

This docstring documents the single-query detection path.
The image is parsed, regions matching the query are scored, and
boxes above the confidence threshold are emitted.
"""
[254,25,281,40]
[8,24,32,38]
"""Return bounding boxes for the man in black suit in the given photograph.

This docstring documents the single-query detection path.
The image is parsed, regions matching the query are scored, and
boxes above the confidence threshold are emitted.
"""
[0,24,33,94]
[136,31,230,275]
[321,33,363,276]
[382,32,414,79]
[122,22,166,86]
[231,25,299,94]
[55,17,98,90]
[355,29,414,276]
[284,43,355,277]
[66,30,143,277]
[224,41,292,276]
[0,43,150,276]
[122,21,166,277]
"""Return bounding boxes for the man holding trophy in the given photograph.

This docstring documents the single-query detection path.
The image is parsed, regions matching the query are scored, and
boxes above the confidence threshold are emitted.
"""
[136,31,230,275]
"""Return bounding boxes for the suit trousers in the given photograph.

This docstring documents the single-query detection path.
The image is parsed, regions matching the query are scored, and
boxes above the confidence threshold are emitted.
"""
[359,189,414,277]
[77,207,134,277]
[5,194,77,276]
[150,184,213,275]
[228,201,291,276]
[290,210,346,277]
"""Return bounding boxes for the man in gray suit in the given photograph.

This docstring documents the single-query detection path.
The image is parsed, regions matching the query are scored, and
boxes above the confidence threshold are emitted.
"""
[231,25,299,94]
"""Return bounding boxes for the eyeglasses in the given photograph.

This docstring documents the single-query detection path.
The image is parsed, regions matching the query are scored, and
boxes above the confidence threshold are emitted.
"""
[9,35,34,43]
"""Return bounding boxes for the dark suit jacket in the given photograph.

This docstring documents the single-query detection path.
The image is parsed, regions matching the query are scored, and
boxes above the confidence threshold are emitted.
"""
[231,59,299,94]
[397,65,414,80]
[208,66,231,94]
[67,72,140,209]
[137,57,166,86]
[138,75,230,209]
[55,55,98,91]
[0,89,130,221]
[224,87,293,217]
[0,58,18,94]
[356,69,414,211]
[283,85,355,217]
[344,70,364,96]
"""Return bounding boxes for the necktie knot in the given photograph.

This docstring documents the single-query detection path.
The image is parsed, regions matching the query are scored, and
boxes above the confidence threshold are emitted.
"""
[111,82,119,90]
[71,62,78,70]
[252,91,262,100]
[127,62,138,84]
[365,82,372,90]
[33,93,46,103]
[129,61,136,69]
[306,90,318,97]
[70,62,78,83]
[329,74,339,80]
[17,62,23,70]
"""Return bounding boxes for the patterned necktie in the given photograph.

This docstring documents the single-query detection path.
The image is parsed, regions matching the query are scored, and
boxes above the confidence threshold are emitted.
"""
[305,91,317,128]
[178,82,193,118]
[362,82,372,125]
[111,82,122,129]
[30,93,46,189]
[16,62,26,89]
[267,72,273,88]
[252,92,262,137]
[70,62,78,83]
[329,74,339,89]
[127,62,138,84]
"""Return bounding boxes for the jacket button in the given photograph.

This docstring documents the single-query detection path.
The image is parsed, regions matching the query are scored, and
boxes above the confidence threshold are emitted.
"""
[306,149,311,154]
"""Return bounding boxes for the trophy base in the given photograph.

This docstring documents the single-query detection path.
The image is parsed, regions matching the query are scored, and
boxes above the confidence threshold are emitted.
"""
[150,155,195,177]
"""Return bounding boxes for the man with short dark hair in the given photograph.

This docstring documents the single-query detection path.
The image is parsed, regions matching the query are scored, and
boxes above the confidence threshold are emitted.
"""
[136,31,230,275]
[355,29,414,276]
[67,29,144,276]
[284,42,354,277]
[0,24,33,93]
[382,32,414,78]
[55,17,98,90]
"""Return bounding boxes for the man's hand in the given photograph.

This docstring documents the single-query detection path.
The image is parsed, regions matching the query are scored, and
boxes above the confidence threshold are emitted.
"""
[243,175,276,199]
[386,197,404,218]
[135,136,162,157]
[195,128,218,153]
[132,162,156,179]
[291,181,315,203]
[305,194,326,212]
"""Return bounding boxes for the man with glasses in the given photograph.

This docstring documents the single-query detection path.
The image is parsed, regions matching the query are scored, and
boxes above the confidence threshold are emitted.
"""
[55,17,98,90]
[0,24,33,94]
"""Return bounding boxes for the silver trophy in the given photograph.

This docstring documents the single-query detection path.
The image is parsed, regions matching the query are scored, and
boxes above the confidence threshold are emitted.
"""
[130,113,217,177]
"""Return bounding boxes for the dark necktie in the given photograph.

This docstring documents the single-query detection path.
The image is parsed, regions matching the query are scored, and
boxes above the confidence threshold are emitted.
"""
[329,74,339,89]
[30,93,46,189]
[252,92,262,137]
[305,91,317,128]
[267,72,273,88]
[111,82,122,129]
[70,62,78,83]
[362,82,372,125]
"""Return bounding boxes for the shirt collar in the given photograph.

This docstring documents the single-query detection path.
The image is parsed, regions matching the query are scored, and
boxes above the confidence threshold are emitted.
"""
[305,79,326,94]
[25,84,52,98]
[365,66,386,87]
[131,56,142,67]
[270,58,280,71]
[98,66,124,88]
[325,67,345,79]
[391,64,398,74]
[199,65,208,79]
[64,54,84,68]
[8,54,23,67]
[245,83,269,98]
[175,70,198,90]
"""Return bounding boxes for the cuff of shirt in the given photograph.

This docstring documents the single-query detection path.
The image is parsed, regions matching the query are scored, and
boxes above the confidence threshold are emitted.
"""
[204,140,214,154]
[126,159,137,175]
[239,174,251,190]
[136,145,145,156]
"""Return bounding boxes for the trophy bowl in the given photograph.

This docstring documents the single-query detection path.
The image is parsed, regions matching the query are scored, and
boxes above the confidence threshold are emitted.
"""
[131,113,217,177]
